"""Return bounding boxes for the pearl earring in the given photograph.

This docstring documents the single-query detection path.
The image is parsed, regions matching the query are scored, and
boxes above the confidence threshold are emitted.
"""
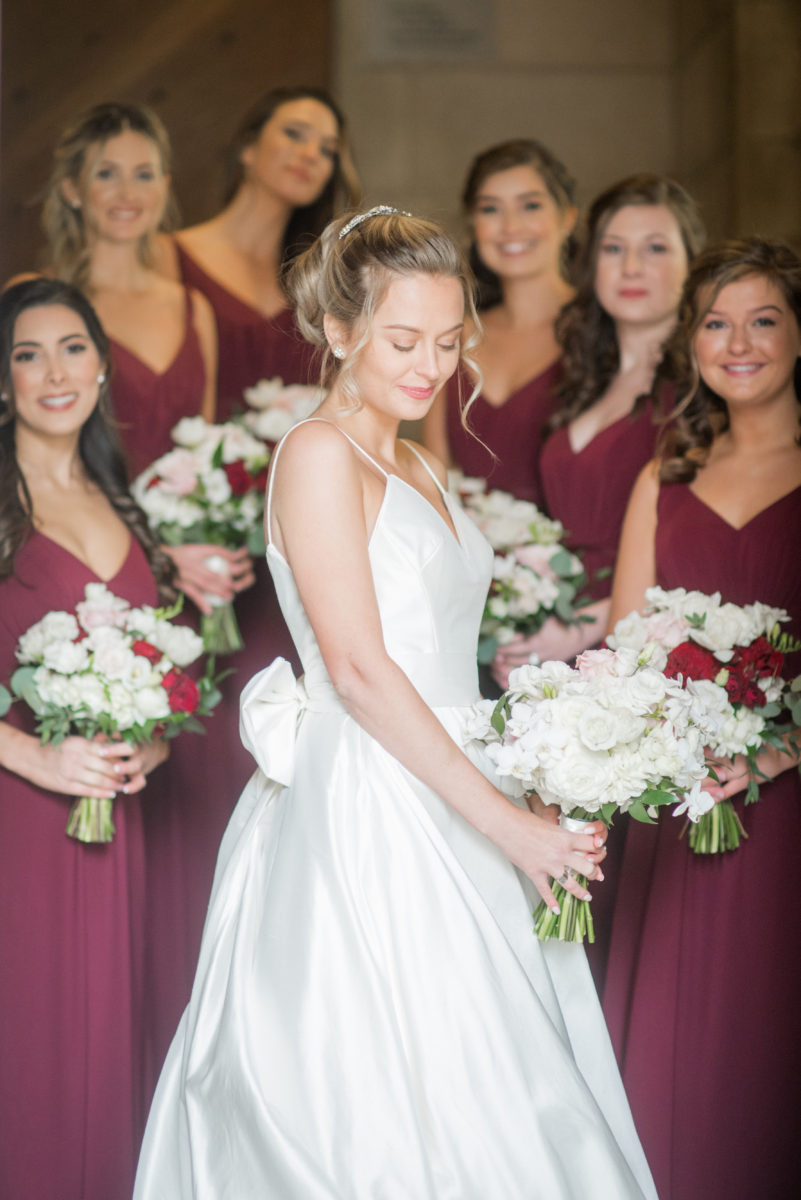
[332,346,345,360]
[97,373,106,384]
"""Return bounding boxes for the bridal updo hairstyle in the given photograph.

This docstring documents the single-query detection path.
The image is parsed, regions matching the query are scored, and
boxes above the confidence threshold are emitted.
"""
[462,138,578,309]
[223,85,361,267]
[0,278,175,592]
[553,173,706,426]
[41,102,178,292]
[658,237,801,483]
[285,208,480,410]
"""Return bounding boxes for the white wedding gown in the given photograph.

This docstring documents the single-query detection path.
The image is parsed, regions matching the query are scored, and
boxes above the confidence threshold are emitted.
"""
[135,423,655,1199]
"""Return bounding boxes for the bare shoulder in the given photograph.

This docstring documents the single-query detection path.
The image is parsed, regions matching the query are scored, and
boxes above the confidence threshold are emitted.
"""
[631,457,662,501]
[272,419,359,490]
[153,233,180,280]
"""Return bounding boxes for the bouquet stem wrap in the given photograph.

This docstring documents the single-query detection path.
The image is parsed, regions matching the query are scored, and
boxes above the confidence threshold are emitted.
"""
[65,796,115,844]
[533,813,596,943]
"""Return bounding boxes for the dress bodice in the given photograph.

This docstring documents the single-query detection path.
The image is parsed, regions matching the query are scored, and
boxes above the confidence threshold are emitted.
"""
[175,242,317,419]
[109,287,207,481]
[266,425,493,709]
[444,359,562,505]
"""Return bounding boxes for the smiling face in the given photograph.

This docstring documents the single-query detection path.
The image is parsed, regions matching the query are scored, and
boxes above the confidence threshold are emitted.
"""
[331,273,465,423]
[593,203,689,326]
[9,304,105,443]
[470,164,575,282]
[63,128,169,244]
[693,273,801,410]
[241,97,339,208]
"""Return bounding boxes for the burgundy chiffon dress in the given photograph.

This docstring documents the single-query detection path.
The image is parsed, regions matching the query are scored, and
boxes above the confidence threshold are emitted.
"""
[174,241,317,419]
[109,288,207,480]
[444,358,562,506]
[0,534,156,1200]
[604,482,801,1200]
[540,399,664,602]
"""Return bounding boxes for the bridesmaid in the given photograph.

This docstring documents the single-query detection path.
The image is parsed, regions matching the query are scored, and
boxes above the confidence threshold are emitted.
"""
[36,100,252,614]
[492,174,705,682]
[158,84,361,415]
[604,238,801,1199]
[0,278,173,1200]
[423,138,577,504]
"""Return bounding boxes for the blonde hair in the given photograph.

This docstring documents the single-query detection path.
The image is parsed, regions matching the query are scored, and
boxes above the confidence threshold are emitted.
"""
[285,208,482,412]
[41,101,178,291]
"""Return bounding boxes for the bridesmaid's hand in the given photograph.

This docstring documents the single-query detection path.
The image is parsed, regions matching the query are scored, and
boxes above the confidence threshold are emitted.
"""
[703,738,800,802]
[13,733,126,798]
[491,606,607,689]
[166,544,256,614]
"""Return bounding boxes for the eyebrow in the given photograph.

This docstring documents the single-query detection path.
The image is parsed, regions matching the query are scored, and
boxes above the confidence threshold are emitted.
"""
[600,232,670,241]
[382,323,464,334]
[283,120,339,144]
[12,334,90,348]
[706,304,783,315]
[475,189,546,201]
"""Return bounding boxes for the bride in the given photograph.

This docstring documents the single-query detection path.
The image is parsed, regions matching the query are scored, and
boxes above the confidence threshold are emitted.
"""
[134,208,656,1199]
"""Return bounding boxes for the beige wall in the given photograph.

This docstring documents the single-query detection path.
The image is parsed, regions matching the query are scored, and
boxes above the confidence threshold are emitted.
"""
[334,0,676,237]
[335,0,800,248]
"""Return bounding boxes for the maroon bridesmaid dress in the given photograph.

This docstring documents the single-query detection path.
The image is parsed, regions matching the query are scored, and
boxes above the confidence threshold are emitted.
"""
[174,241,317,420]
[109,288,207,480]
[0,535,156,1200]
[444,358,562,506]
[540,399,664,601]
[604,482,801,1200]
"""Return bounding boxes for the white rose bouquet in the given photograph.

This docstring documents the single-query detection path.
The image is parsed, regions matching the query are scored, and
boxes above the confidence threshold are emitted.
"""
[242,376,325,443]
[463,646,713,942]
[608,587,801,853]
[453,481,591,664]
[132,417,271,654]
[7,583,220,843]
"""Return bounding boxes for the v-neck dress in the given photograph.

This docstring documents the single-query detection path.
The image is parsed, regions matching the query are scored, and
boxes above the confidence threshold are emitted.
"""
[540,396,666,601]
[0,532,158,1200]
[134,422,655,1199]
[175,241,317,420]
[444,358,562,506]
[604,481,801,1200]
[108,287,207,481]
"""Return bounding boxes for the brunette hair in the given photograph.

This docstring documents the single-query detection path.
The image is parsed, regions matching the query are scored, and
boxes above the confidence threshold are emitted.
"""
[0,278,175,595]
[657,237,801,481]
[461,138,577,309]
[222,86,361,268]
[41,101,179,292]
[285,208,480,412]
[552,173,706,428]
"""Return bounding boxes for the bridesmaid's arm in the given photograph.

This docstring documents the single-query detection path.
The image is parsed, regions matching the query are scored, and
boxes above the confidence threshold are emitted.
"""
[704,733,801,801]
[421,386,452,468]
[191,289,219,422]
[607,459,660,630]
[270,422,607,911]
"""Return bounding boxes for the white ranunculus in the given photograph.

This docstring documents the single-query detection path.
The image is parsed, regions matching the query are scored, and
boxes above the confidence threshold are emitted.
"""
[17,611,80,662]
[42,639,90,675]
[172,416,211,448]
[107,681,136,729]
[607,610,649,652]
[203,468,232,506]
[149,622,203,667]
[576,702,621,752]
[134,685,171,723]
[624,667,669,714]
[93,643,138,682]
[73,674,109,716]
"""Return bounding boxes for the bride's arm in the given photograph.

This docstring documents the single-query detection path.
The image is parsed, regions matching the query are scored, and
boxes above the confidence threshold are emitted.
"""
[271,422,605,911]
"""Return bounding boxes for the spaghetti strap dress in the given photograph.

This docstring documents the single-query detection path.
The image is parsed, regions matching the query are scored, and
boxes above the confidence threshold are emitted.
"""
[444,358,562,506]
[0,534,157,1200]
[604,481,801,1200]
[134,420,656,1199]
[175,241,317,420]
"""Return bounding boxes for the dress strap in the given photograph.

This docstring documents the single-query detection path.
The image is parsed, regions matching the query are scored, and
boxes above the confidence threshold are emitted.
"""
[401,440,447,496]
[265,418,388,547]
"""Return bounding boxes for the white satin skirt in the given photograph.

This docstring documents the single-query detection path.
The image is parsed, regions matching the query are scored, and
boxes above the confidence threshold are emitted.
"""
[135,663,655,1199]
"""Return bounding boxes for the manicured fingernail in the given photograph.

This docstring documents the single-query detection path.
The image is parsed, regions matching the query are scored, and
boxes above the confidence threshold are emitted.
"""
[595,837,604,847]
[551,903,561,914]
[597,871,604,881]
[583,892,592,901]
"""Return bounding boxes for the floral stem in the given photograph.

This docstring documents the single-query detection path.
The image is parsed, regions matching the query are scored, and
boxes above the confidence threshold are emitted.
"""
[65,797,115,844]
[533,874,594,943]
[687,800,748,854]
[201,603,244,655]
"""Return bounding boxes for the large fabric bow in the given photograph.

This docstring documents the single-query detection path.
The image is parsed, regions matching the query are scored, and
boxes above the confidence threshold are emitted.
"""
[239,657,308,786]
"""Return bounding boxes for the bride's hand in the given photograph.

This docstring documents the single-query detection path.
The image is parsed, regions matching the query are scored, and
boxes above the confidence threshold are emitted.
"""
[495,804,607,913]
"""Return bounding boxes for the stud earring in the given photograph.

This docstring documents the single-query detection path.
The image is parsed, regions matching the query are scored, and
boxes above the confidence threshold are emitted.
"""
[332,346,345,360]
[97,373,106,384]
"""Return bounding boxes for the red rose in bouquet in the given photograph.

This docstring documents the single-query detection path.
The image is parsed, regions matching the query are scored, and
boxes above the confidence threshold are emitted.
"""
[665,640,720,682]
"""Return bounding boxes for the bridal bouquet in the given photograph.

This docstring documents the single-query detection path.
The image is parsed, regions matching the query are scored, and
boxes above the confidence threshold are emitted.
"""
[454,481,590,664]
[242,376,325,443]
[7,583,219,843]
[463,647,713,941]
[608,587,801,853]
[132,417,271,654]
